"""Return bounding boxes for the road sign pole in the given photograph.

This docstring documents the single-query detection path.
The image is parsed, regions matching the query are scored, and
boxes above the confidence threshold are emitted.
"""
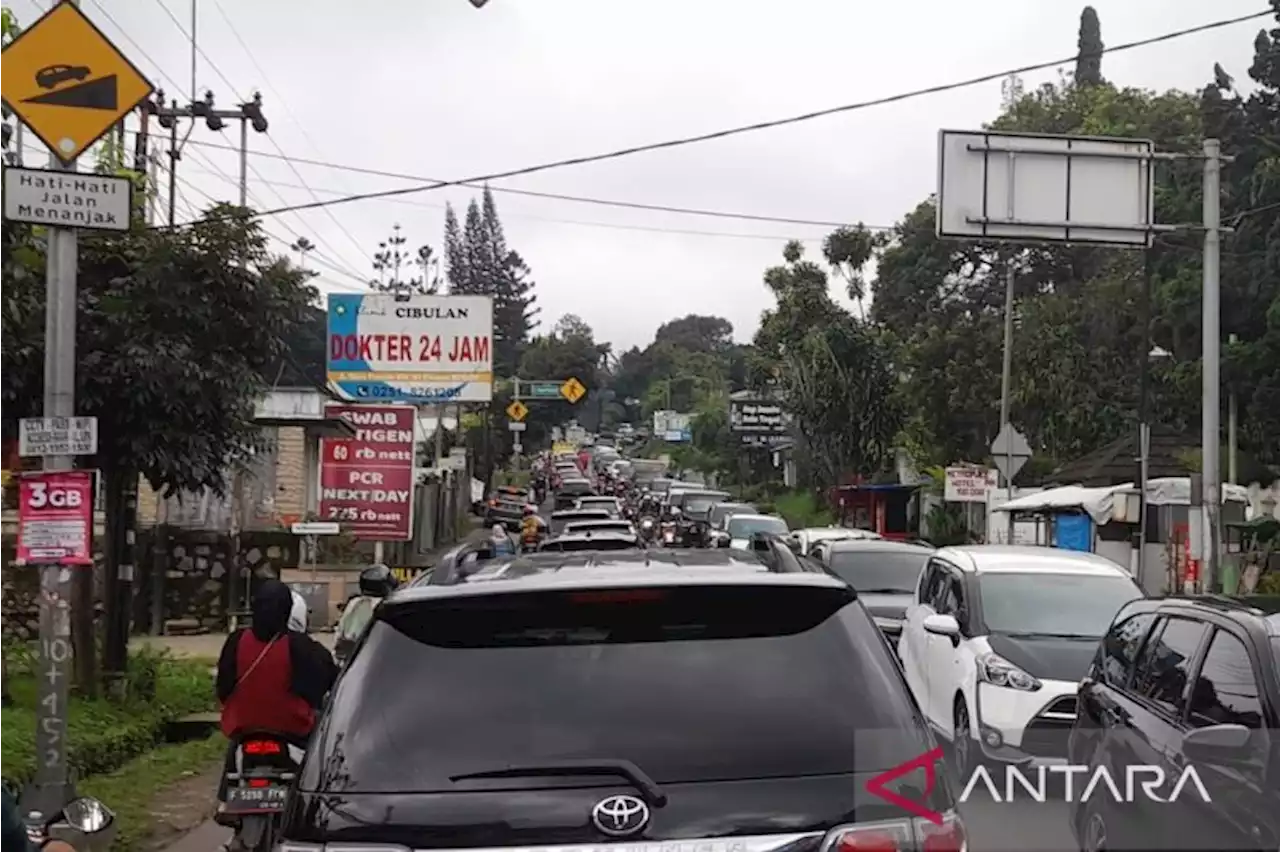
[31,3,81,816]
[999,261,1015,490]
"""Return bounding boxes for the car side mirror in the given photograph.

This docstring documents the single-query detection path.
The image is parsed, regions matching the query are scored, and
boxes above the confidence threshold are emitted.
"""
[1182,723,1253,763]
[923,613,961,640]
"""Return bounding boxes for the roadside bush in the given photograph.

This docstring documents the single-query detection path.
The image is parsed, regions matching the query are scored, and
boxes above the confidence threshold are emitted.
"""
[773,490,834,528]
[1,648,214,789]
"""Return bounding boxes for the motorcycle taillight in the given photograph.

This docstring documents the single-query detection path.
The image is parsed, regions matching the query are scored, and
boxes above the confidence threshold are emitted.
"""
[243,739,283,756]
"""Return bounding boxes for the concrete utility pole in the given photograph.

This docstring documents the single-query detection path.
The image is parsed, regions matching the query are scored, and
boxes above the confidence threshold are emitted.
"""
[1201,138,1223,591]
[148,88,269,223]
[30,0,81,817]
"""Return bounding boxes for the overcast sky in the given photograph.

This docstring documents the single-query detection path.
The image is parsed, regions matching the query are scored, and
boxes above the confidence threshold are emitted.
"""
[11,0,1264,350]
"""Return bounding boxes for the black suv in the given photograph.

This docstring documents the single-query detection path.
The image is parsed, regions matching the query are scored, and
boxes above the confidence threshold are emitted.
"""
[279,541,966,850]
[1069,595,1279,851]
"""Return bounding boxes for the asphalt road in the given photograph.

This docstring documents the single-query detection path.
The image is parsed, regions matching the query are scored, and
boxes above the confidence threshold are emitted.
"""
[961,793,1076,851]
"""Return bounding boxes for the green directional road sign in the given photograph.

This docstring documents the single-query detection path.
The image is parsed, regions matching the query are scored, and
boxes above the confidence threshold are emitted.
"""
[518,381,563,400]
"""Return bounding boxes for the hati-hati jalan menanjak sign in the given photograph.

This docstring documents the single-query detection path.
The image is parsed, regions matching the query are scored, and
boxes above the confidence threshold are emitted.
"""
[326,293,494,403]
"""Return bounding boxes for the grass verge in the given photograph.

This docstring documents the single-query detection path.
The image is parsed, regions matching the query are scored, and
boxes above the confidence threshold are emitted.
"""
[79,733,227,852]
[1,647,216,789]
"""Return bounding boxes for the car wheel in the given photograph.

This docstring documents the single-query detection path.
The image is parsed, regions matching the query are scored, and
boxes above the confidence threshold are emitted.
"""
[952,698,976,780]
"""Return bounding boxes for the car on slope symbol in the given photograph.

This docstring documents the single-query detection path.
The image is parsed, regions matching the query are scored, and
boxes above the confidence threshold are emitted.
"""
[36,64,91,89]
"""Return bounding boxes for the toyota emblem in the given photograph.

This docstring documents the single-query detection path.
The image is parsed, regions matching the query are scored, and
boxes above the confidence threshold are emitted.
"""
[591,794,650,837]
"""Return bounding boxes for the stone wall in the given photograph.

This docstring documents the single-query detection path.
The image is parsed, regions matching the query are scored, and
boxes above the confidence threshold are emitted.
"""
[2,547,106,641]
[130,529,300,631]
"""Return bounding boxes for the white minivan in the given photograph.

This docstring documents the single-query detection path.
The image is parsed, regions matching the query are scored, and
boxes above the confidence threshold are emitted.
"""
[897,545,1143,775]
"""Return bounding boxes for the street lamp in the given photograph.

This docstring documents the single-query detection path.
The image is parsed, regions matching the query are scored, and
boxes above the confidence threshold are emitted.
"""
[1135,343,1175,586]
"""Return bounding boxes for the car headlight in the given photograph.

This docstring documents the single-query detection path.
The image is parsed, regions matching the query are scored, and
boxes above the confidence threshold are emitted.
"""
[975,652,1041,691]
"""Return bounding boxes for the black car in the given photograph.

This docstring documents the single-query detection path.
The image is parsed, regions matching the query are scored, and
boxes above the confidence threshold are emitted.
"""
[485,496,527,527]
[1069,595,1279,851]
[280,541,967,850]
[809,539,934,643]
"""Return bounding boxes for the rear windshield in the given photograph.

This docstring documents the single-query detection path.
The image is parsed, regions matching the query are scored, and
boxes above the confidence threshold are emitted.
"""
[307,586,921,793]
[727,516,788,538]
[828,550,929,594]
[682,494,729,514]
[541,537,636,552]
[564,522,632,534]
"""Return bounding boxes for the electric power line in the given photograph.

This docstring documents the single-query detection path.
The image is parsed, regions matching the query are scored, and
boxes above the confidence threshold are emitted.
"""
[158,8,1272,227]
[179,161,854,241]
[161,135,861,229]
[80,0,367,280]
[148,0,370,259]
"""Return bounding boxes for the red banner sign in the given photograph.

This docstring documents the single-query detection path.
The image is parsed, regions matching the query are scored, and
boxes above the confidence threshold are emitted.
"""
[319,404,416,540]
[17,470,95,564]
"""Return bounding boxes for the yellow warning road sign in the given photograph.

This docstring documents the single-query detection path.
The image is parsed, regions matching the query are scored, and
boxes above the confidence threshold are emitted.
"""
[506,400,528,422]
[560,377,587,404]
[1,1,155,164]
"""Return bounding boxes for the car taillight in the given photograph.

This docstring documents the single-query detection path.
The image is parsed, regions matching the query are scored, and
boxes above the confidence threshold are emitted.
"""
[919,814,966,852]
[243,739,283,755]
[827,813,965,852]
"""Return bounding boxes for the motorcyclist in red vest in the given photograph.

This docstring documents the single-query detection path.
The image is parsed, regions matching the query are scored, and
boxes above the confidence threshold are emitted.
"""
[215,579,338,741]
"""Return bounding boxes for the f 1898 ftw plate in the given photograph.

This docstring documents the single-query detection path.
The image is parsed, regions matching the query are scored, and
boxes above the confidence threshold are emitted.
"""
[225,785,289,811]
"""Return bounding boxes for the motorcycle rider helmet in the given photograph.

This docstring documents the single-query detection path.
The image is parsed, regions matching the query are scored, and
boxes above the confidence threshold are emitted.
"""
[359,563,398,597]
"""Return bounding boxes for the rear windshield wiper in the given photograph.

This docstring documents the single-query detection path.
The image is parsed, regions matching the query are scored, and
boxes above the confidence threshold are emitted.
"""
[451,758,668,806]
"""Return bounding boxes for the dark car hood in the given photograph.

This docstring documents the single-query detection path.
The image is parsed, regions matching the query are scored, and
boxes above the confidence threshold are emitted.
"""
[859,592,912,621]
[986,632,1100,682]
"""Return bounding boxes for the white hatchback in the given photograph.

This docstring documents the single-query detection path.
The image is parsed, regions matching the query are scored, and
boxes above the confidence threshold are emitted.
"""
[896,545,1143,776]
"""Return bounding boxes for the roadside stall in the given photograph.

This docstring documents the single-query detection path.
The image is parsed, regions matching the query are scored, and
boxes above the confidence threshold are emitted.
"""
[993,477,1249,595]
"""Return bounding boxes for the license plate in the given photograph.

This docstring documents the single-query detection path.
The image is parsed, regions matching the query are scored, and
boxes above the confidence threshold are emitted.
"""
[225,785,289,811]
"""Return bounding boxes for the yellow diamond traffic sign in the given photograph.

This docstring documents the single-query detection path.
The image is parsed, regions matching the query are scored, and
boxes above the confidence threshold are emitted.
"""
[506,400,528,422]
[1,1,155,164]
[560,376,587,404]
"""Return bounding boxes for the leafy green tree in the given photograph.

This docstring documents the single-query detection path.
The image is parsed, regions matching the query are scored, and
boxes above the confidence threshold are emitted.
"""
[2,204,316,688]
[753,239,900,485]
[873,73,1207,470]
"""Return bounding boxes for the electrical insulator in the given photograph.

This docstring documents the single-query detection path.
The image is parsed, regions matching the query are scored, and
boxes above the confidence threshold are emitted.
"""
[242,92,268,133]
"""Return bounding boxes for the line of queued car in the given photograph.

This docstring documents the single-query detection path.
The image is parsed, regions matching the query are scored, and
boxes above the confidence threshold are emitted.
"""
[278,443,1277,852]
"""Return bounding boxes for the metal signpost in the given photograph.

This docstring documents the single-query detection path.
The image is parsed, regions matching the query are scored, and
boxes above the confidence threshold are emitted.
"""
[936,129,1226,589]
[1,0,154,816]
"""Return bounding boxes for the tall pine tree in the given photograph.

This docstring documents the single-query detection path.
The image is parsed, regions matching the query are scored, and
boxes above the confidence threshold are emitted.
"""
[481,187,538,376]
[1075,7,1104,87]
[441,189,538,375]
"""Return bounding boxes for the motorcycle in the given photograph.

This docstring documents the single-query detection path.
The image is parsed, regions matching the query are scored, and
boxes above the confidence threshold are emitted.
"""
[217,730,306,852]
[24,796,116,852]
[638,515,657,545]
[659,520,677,546]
